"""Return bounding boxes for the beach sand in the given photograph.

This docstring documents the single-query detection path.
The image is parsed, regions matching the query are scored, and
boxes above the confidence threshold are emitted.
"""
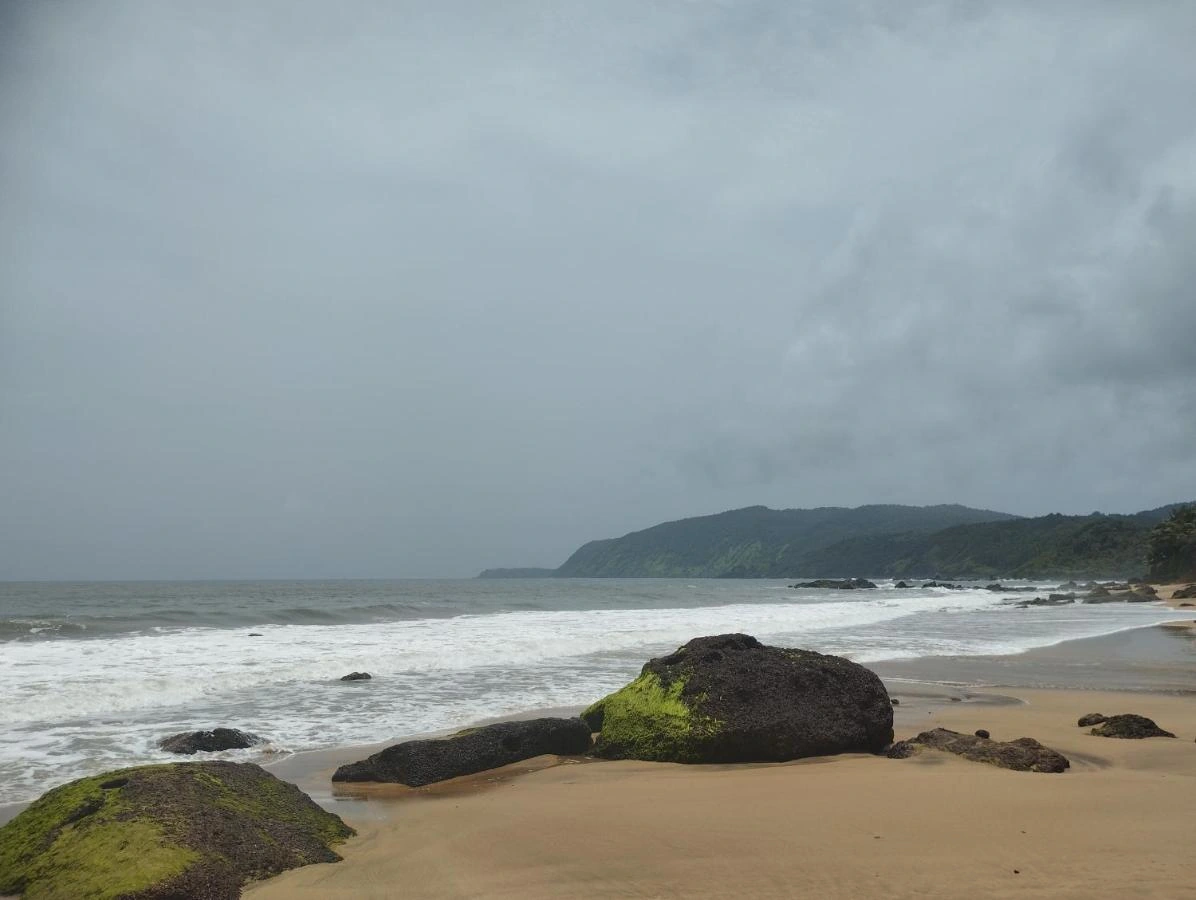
[246,593,1196,900]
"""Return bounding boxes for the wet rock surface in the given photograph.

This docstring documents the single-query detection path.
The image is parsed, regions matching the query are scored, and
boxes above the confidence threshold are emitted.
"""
[332,717,593,785]
[887,728,1069,773]
[1089,714,1176,739]
[157,728,262,755]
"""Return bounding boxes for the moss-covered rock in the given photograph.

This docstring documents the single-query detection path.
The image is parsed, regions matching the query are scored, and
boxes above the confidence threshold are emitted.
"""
[0,761,353,900]
[587,634,893,763]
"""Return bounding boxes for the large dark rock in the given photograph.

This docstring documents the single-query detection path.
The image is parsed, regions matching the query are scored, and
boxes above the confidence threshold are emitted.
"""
[1089,714,1175,739]
[340,671,372,681]
[1173,584,1196,600]
[790,578,878,590]
[332,717,593,785]
[1014,594,1074,608]
[0,761,353,900]
[583,634,893,763]
[157,728,262,755]
[1077,713,1107,727]
[886,728,1069,773]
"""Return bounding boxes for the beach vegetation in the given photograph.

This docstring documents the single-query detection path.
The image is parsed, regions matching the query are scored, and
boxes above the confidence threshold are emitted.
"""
[1147,505,1196,582]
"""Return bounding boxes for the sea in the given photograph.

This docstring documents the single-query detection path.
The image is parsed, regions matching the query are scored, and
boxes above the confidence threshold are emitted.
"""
[1,578,1190,807]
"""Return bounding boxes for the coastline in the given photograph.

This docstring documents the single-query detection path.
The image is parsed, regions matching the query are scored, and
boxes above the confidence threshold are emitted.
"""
[242,598,1196,899]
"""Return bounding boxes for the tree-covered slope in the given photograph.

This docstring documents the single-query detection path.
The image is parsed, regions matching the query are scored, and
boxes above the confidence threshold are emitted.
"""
[800,514,1153,579]
[554,504,1019,578]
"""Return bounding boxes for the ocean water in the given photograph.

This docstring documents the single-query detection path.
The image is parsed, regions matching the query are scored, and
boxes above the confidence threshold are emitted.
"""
[1,578,1189,806]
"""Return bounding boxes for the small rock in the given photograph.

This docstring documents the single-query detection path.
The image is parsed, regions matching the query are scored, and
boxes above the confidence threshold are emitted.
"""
[887,728,1069,773]
[340,671,372,681]
[890,698,900,705]
[1089,714,1175,739]
[158,728,263,755]
[247,632,263,637]
[974,729,990,739]
[1077,713,1107,727]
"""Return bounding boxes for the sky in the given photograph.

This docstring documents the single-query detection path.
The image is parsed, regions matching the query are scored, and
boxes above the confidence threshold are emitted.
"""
[2,1,1195,579]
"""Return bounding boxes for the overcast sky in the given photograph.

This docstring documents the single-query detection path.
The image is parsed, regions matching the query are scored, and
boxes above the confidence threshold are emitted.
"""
[2,1,1195,579]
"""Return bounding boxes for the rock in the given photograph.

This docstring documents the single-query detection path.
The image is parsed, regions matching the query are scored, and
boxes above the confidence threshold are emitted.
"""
[158,728,262,755]
[584,634,893,763]
[894,581,912,588]
[886,728,1069,773]
[1057,581,1080,590]
[1173,584,1196,600]
[1089,714,1176,739]
[1085,585,1110,599]
[1126,590,1155,603]
[790,578,878,590]
[1179,602,1194,608]
[332,717,592,785]
[974,729,990,739]
[0,761,353,900]
[890,698,900,705]
[340,671,372,681]
[247,632,263,637]
[1014,594,1074,608]
[1077,713,1107,727]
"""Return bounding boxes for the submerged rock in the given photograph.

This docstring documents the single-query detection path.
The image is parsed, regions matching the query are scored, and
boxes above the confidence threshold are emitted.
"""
[340,671,372,681]
[1014,594,1074,608]
[1077,713,1107,727]
[331,717,592,785]
[0,761,353,900]
[584,634,893,763]
[157,728,262,755]
[1089,714,1175,739]
[886,728,1069,773]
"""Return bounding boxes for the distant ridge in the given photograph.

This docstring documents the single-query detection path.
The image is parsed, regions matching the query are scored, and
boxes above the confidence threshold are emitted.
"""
[553,504,1018,578]
[477,567,557,579]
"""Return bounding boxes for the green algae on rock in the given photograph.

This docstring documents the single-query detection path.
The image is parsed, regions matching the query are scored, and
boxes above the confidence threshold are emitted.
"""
[0,761,353,900]
[586,634,893,763]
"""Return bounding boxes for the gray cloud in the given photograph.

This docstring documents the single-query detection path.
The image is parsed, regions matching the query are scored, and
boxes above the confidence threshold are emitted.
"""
[2,1,1195,578]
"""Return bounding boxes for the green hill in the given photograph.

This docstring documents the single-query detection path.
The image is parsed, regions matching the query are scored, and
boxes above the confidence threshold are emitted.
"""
[553,504,1019,578]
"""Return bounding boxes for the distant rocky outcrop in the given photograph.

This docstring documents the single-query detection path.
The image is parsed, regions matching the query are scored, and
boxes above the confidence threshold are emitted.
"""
[331,718,592,786]
[1172,584,1196,600]
[340,671,372,681]
[1089,714,1175,739]
[887,728,1069,773]
[157,728,262,755]
[476,567,558,579]
[0,761,353,900]
[583,634,893,763]
[1077,713,1107,727]
[790,578,877,590]
[1013,593,1075,608]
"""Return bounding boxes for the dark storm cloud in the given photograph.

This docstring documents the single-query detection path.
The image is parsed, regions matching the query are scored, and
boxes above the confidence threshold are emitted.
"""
[2,1,1194,578]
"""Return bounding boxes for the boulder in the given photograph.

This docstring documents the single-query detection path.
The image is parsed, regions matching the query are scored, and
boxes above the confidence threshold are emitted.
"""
[894,581,912,588]
[1173,584,1196,600]
[332,717,592,785]
[1085,585,1110,599]
[340,671,372,681]
[790,579,878,590]
[974,729,990,739]
[584,634,893,763]
[0,761,352,900]
[886,728,1069,773]
[1077,713,1107,727]
[157,728,262,755]
[1089,714,1175,739]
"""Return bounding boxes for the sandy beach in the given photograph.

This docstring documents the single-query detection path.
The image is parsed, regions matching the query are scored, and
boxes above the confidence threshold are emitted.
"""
[244,586,1196,900]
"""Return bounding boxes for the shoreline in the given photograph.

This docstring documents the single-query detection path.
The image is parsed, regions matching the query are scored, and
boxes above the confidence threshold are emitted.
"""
[3,595,1192,829]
